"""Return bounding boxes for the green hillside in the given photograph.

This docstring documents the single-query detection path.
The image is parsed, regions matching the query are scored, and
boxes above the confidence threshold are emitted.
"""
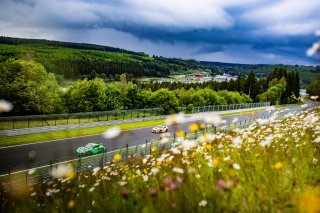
[0,36,318,86]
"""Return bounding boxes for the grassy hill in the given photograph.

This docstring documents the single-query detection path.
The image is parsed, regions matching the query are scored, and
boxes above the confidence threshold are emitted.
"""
[0,36,318,86]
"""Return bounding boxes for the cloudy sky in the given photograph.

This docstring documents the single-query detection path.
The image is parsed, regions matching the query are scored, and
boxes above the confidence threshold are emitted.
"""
[0,0,319,65]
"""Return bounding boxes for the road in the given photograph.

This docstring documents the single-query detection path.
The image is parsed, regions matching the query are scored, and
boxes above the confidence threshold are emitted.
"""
[0,103,316,175]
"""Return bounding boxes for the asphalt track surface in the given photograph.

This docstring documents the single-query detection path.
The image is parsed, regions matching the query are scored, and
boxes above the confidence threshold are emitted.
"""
[0,103,315,175]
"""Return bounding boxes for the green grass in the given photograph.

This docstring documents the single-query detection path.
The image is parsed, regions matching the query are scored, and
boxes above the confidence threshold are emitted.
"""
[2,109,319,212]
[0,112,159,130]
[220,108,267,116]
[0,119,164,147]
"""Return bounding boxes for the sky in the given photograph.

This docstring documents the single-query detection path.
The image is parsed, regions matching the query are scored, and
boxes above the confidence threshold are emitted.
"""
[0,0,319,65]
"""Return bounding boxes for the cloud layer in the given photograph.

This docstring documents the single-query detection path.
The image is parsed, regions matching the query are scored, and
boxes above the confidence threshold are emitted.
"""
[0,0,319,64]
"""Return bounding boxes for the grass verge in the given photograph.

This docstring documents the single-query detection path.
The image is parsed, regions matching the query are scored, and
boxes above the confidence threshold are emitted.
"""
[0,119,164,147]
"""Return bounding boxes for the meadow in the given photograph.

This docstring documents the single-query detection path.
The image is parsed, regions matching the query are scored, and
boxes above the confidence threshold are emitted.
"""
[1,108,319,212]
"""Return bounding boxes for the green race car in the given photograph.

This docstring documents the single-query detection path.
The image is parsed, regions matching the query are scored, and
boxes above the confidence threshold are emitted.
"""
[75,143,106,156]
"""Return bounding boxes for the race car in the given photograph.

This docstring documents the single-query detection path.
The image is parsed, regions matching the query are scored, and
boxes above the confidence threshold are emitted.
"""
[75,143,106,156]
[152,125,169,133]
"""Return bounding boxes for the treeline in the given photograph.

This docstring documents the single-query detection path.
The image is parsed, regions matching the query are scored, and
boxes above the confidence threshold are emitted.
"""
[139,67,300,105]
[0,59,252,116]
[0,37,204,79]
[0,36,138,55]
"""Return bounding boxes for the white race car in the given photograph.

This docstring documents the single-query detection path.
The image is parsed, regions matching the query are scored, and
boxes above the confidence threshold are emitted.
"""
[152,125,169,133]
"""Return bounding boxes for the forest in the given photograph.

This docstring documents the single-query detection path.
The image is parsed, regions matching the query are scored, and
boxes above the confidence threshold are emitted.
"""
[0,36,319,87]
[0,59,300,116]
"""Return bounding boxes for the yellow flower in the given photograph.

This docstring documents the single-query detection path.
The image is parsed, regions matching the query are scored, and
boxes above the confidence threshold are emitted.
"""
[113,154,122,162]
[205,144,212,150]
[67,171,75,179]
[176,130,185,137]
[189,124,198,132]
[151,146,157,152]
[200,123,206,129]
[251,112,255,116]
[274,162,283,170]
[212,158,219,166]
[68,200,75,209]
[156,162,162,167]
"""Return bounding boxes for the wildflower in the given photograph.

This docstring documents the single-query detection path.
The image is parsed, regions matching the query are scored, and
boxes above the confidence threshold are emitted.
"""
[165,112,185,125]
[172,167,184,174]
[0,100,13,113]
[151,146,157,152]
[51,164,75,179]
[118,181,127,186]
[113,154,122,162]
[204,114,222,126]
[151,168,159,175]
[313,137,320,143]
[251,112,255,116]
[160,137,169,144]
[176,130,185,137]
[89,187,95,192]
[189,124,198,132]
[233,163,240,170]
[232,117,239,123]
[142,174,149,182]
[313,158,318,165]
[31,192,36,196]
[200,123,206,129]
[102,126,121,139]
[274,162,283,170]
[149,188,157,197]
[92,167,100,175]
[301,104,308,108]
[195,174,201,179]
[68,200,75,209]
[212,158,219,165]
[199,200,207,207]
[122,188,129,199]
[28,169,36,175]
[306,42,320,56]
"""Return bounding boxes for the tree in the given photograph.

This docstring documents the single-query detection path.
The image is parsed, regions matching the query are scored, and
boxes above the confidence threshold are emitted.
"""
[244,71,257,100]
[0,59,64,115]
[150,89,179,114]
[259,77,287,105]
[64,78,107,112]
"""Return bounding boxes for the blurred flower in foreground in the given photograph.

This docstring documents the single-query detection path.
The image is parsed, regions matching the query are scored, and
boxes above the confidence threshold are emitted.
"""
[102,126,121,139]
[113,154,122,162]
[274,162,283,170]
[204,114,222,126]
[68,200,75,209]
[0,99,13,113]
[52,164,75,179]
[189,124,198,132]
[306,42,320,57]
[165,112,185,125]
[198,200,207,207]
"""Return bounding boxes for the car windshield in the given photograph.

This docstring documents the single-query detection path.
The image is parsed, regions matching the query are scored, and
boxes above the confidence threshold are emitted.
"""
[85,143,94,148]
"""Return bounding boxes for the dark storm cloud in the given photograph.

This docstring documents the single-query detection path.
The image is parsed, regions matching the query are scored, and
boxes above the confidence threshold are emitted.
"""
[0,0,319,64]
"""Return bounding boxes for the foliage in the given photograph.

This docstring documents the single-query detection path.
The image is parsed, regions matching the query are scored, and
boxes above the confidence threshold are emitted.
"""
[0,59,64,115]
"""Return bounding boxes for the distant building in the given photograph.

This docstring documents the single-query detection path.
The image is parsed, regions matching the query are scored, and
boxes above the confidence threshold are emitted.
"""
[213,73,237,82]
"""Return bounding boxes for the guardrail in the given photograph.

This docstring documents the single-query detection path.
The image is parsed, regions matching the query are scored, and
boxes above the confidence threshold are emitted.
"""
[0,103,269,136]
[1,103,317,193]
[0,108,164,130]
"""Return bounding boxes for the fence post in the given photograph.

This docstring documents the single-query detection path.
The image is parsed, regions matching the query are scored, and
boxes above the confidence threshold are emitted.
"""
[126,144,129,162]
[50,159,53,178]
[26,172,28,191]
[8,167,11,181]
